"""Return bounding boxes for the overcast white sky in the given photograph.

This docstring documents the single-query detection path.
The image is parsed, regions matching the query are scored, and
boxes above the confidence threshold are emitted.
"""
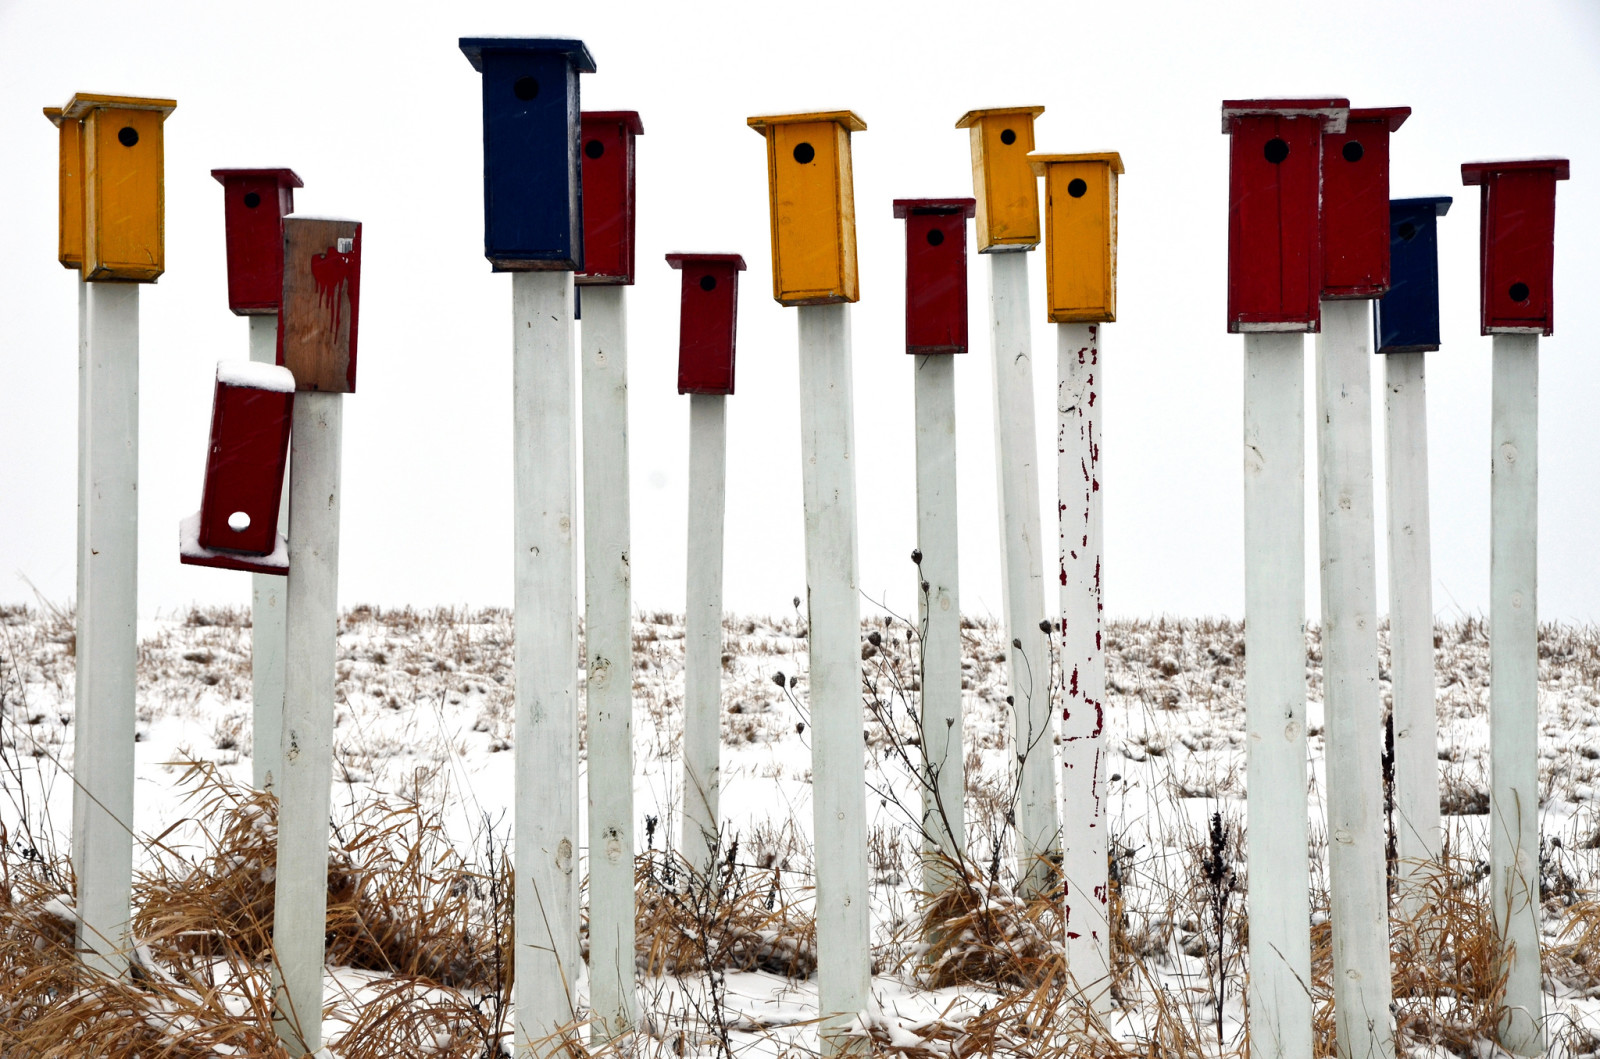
[2,0,1596,623]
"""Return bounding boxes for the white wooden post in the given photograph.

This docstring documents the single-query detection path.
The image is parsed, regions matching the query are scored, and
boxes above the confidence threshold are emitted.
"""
[512,270,582,1050]
[1383,351,1441,903]
[1242,331,1313,1059]
[1490,333,1543,1055]
[269,390,342,1055]
[913,354,963,887]
[249,313,288,792]
[797,303,870,1050]
[580,284,636,1039]
[681,392,727,868]
[987,251,1058,893]
[73,279,140,977]
[1056,322,1109,1008]
[1315,297,1395,1059]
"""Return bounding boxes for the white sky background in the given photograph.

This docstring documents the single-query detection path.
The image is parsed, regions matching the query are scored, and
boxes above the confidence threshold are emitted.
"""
[1,0,1597,623]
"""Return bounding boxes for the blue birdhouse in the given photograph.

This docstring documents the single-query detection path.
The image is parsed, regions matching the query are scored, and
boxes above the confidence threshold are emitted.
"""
[459,37,596,271]
[1375,197,1451,353]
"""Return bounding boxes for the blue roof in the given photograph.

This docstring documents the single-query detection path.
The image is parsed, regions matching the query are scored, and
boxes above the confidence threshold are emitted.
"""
[459,37,596,74]
[1391,196,1452,216]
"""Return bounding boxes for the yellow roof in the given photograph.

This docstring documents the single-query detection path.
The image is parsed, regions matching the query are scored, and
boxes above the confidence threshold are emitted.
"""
[1028,151,1125,176]
[747,111,867,135]
[955,105,1044,128]
[60,93,177,120]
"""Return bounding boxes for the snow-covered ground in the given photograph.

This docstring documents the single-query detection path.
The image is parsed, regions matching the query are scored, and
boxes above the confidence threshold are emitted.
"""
[2,602,1599,1056]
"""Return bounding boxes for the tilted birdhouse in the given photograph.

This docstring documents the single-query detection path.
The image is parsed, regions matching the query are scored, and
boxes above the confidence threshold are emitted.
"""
[577,111,643,285]
[892,198,975,354]
[45,93,177,282]
[211,168,303,315]
[1460,158,1569,335]
[747,111,866,306]
[459,37,596,271]
[956,106,1044,253]
[277,216,362,393]
[1322,107,1410,299]
[1221,98,1349,332]
[1375,197,1451,354]
[1029,153,1124,323]
[668,254,746,395]
[179,360,295,576]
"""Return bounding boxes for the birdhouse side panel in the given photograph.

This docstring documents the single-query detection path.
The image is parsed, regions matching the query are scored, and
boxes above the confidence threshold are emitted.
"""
[578,122,635,284]
[479,51,583,271]
[1481,170,1558,334]
[974,117,1039,252]
[55,118,85,270]
[677,268,738,395]
[83,108,166,282]
[904,213,968,353]
[197,380,294,555]
[768,121,847,305]
[1376,204,1442,353]
[1045,163,1116,323]
[1322,125,1391,298]
[279,219,362,392]
[833,121,860,304]
[221,176,290,314]
[1226,114,1323,331]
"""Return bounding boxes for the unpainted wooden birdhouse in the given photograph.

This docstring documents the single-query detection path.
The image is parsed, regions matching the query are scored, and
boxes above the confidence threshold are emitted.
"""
[277,216,362,393]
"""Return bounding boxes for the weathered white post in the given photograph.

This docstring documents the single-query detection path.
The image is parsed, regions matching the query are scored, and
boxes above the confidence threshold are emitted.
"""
[1220,97,1348,1059]
[460,38,594,1055]
[1463,156,1569,1056]
[1030,149,1124,1010]
[268,215,362,1056]
[1374,195,1453,908]
[748,109,870,1053]
[209,167,304,791]
[666,252,747,872]
[576,110,643,1042]
[891,197,976,894]
[45,92,176,978]
[957,106,1058,894]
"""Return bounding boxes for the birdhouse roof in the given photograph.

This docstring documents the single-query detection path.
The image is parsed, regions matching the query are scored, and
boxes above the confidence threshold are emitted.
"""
[210,168,305,189]
[59,93,177,120]
[1348,107,1410,131]
[1392,196,1452,217]
[1461,159,1570,184]
[955,106,1045,128]
[1027,151,1125,176]
[458,37,597,74]
[666,253,747,270]
[747,111,867,135]
[583,111,644,135]
[1220,98,1349,133]
[892,198,977,218]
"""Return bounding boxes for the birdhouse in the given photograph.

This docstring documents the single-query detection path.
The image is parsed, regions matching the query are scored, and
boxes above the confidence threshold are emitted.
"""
[277,216,362,393]
[577,112,643,285]
[955,106,1044,253]
[459,37,596,271]
[1375,197,1451,354]
[179,361,295,576]
[892,198,975,354]
[46,93,177,282]
[1028,153,1125,323]
[1221,98,1350,332]
[1460,159,1569,336]
[1322,107,1410,299]
[747,111,866,306]
[668,254,746,395]
[211,168,303,315]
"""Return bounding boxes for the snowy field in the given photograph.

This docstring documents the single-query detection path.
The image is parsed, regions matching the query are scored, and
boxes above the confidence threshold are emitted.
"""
[3,602,1600,1057]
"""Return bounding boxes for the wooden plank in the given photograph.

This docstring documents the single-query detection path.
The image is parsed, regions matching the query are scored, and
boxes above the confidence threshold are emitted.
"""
[279,217,362,393]
[681,393,728,868]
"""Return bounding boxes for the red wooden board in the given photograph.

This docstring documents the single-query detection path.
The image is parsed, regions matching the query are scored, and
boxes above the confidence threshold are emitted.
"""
[211,168,302,315]
[668,253,745,395]
[197,375,293,555]
[1462,159,1569,335]
[1321,108,1408,299]
[894,198,975,354]
[577,112,643,285]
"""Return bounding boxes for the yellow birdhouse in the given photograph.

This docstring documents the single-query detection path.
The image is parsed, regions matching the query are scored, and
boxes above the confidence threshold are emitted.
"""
[747,110,866,306]
[1029,152,1124,323]
[955,106,1044,253]
[48,93,177,282]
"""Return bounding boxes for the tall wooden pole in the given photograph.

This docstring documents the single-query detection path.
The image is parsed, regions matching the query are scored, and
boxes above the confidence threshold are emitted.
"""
[580,284,636,1039]
[249,313,288,792]
[1315,297,1395,1059]
[681,392,727,867]
[1490,333,1542,1054]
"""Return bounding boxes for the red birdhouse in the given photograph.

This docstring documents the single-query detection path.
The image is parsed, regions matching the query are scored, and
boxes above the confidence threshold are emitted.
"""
[1461,158,1569,335]
[893,198,976,355]
[278,215,362,392]
[1221,98,1350,332]
[667,253,746,395]
[211,168,303,315]
[179,361,295,576]
[577,111,643,285]
[1321,108,1409,298]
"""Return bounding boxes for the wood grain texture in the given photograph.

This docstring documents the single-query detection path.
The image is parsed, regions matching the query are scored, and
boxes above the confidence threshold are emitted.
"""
[956,107,1043,252]
[750,113,863,305]
[44,108,85,269]
[279,217,362,393]
[81,104,172,282]
[1320,109,1408,299]
[681,393,727,868]
[213,169,302,315]
[1462,161,1568,336]
[1032,154,1122,323]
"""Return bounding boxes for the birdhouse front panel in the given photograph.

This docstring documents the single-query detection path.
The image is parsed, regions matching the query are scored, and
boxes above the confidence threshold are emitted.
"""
[197,362,295,556]
[44,108,85,270]
[1033,153,1124,323]
[893,199,975,354]
[1375,197,1450,354]
[749,111,865,306]
[60,94,177,282]
[278,217,362,393]
[1322,108,1409,299]
[577,111,643,285]
[212,169,302,315]
[460,38,596,272]
[1222,99,1349,332]
[956,107,1044,252]
[669,253,746,395]
[1462,159,1569,336]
